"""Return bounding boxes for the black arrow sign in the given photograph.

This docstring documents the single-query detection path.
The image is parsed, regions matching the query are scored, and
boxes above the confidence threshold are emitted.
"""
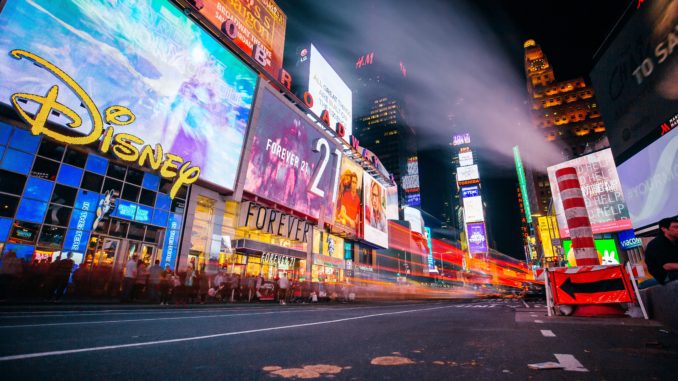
[559,277,625,300]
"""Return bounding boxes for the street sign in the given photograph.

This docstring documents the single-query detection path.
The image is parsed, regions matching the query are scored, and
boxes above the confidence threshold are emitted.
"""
[548,265,635,305]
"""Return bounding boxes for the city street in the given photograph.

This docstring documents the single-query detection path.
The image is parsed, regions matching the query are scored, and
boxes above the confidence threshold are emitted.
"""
[1,299,676,380]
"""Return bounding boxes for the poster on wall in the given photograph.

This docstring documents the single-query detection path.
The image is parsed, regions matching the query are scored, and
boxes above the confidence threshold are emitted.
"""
[547,148,632,237]
[466,222,488,254]
[196,0,287,78]
[363,173,389,248]
[333,156,364,236]
[244,87,341,219]
[617,126,678,229]
[0,0,257,193]
[308,44,353,140]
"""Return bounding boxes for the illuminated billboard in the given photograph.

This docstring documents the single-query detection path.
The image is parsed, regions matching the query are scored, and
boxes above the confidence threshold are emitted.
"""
[196,0,287,78]
[403,207,425,236]
[243,87,341,219]
[463,196,484,223]
[459,151,474,166]
[618,229,642,250]
[547,149,632,237]
[333,156,364,236]
[456,165,480,184]
[402,156,421,206]
[617,126,678,229]
[563,239,619,266]
[461,186,479,199]
[452,133,471,146]
[590,0,678,161]
[308,44,353,140]
[385,185,399,220]
[513,146,532,224]
[466,222,488,254]
[363,173,389,248]
[0,0,257,194]
[537,216,559,259]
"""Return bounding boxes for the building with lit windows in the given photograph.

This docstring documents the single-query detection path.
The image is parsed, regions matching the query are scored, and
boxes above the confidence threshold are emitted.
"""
[523,39,609,215]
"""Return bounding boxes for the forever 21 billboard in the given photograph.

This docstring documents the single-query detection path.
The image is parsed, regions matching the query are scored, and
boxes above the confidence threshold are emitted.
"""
[243,85,342,220]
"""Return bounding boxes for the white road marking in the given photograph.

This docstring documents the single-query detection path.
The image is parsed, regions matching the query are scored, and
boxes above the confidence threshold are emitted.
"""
[0,305,456,362]
[534,320,544,323]
[540,330,556,337]
[521,300,529,308]
[554,354,588,372]
[0,304,424,329]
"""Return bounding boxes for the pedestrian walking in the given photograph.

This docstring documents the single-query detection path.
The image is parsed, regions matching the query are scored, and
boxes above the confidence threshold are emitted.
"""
[52,252,74,301]
[120,254,138,303]
[278,273,289,305]
[147,260,163,302]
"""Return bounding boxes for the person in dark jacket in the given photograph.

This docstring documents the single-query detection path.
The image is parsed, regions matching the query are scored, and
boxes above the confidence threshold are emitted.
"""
[645,217,678,285]
[53,252,75,301]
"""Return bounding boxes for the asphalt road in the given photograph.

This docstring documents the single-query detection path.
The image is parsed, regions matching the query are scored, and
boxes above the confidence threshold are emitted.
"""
[0,299,676,380]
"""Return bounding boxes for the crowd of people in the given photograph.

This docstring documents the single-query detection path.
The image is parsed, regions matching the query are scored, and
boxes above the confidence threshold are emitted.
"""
[0,250,353,304]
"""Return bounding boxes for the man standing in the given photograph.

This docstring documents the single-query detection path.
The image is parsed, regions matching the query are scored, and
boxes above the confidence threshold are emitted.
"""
[278,273,289,305]
[53,252,75,301]
[148,260,163,303]
[121,254,138,302]
[645,217,678,285]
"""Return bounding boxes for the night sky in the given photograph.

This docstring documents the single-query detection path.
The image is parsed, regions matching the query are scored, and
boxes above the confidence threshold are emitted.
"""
[275,0,634,259]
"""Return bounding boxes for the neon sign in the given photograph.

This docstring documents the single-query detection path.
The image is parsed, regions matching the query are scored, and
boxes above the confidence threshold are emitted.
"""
[8,50,199,199]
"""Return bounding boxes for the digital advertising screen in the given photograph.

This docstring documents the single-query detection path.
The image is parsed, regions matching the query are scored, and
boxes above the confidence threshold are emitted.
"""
[537,216,559,259]
[363,173,389,248]
[617,126,678,229]
[308,44,353,141]
[459,151,474,167]
[466,222,488,254]
[563,238,620,266]
[618,229,643,250]
[456,165,480,183]
[452,133,471,146]
[244,87,341,219]
[547,149,633,237]
[403,207,425,236]
[333,156,364,236]
[196,0,287,78]
[461,186,479,199]
[463,196,484,223]
[385,185,399,220]
[590,0,678,162]
[0,0,257,192]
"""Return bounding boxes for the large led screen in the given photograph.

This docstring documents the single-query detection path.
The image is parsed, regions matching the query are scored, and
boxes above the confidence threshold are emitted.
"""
[244,87,341,219]
[333,156,364,236]
[457,165,479,183]
[563,239,620,266]
[466,222,488,254]
[308,44,353,141]
[363,172,389,248]
[197,0,287,78]
[463,196,484,223]
[617,125,678,229]
[385,185,399,220]
[0,0,257,191]
[547,149,633,237]
[590,0,678,161]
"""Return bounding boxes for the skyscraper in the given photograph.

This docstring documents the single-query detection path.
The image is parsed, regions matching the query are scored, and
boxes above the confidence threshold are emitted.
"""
[523,39,609,215]
[353,50,420,209]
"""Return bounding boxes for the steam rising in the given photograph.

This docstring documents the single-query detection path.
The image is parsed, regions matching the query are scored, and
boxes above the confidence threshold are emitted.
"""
[278,0,565,171]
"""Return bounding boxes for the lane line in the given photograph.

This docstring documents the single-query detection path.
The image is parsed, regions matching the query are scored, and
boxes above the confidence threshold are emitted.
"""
[0,304,435,328]
[521,299,529,308]
[0,305,456,361]
[0,302,424,319]
[534,319,544,323]
[554,354,588,372]
[540,329,556,337]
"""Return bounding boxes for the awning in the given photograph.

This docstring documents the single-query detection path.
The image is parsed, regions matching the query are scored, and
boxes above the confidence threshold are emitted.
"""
[233,239,307,260]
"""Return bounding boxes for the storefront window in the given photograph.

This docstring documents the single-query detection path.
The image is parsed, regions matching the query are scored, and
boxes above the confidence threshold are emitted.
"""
[189,195,216,270]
